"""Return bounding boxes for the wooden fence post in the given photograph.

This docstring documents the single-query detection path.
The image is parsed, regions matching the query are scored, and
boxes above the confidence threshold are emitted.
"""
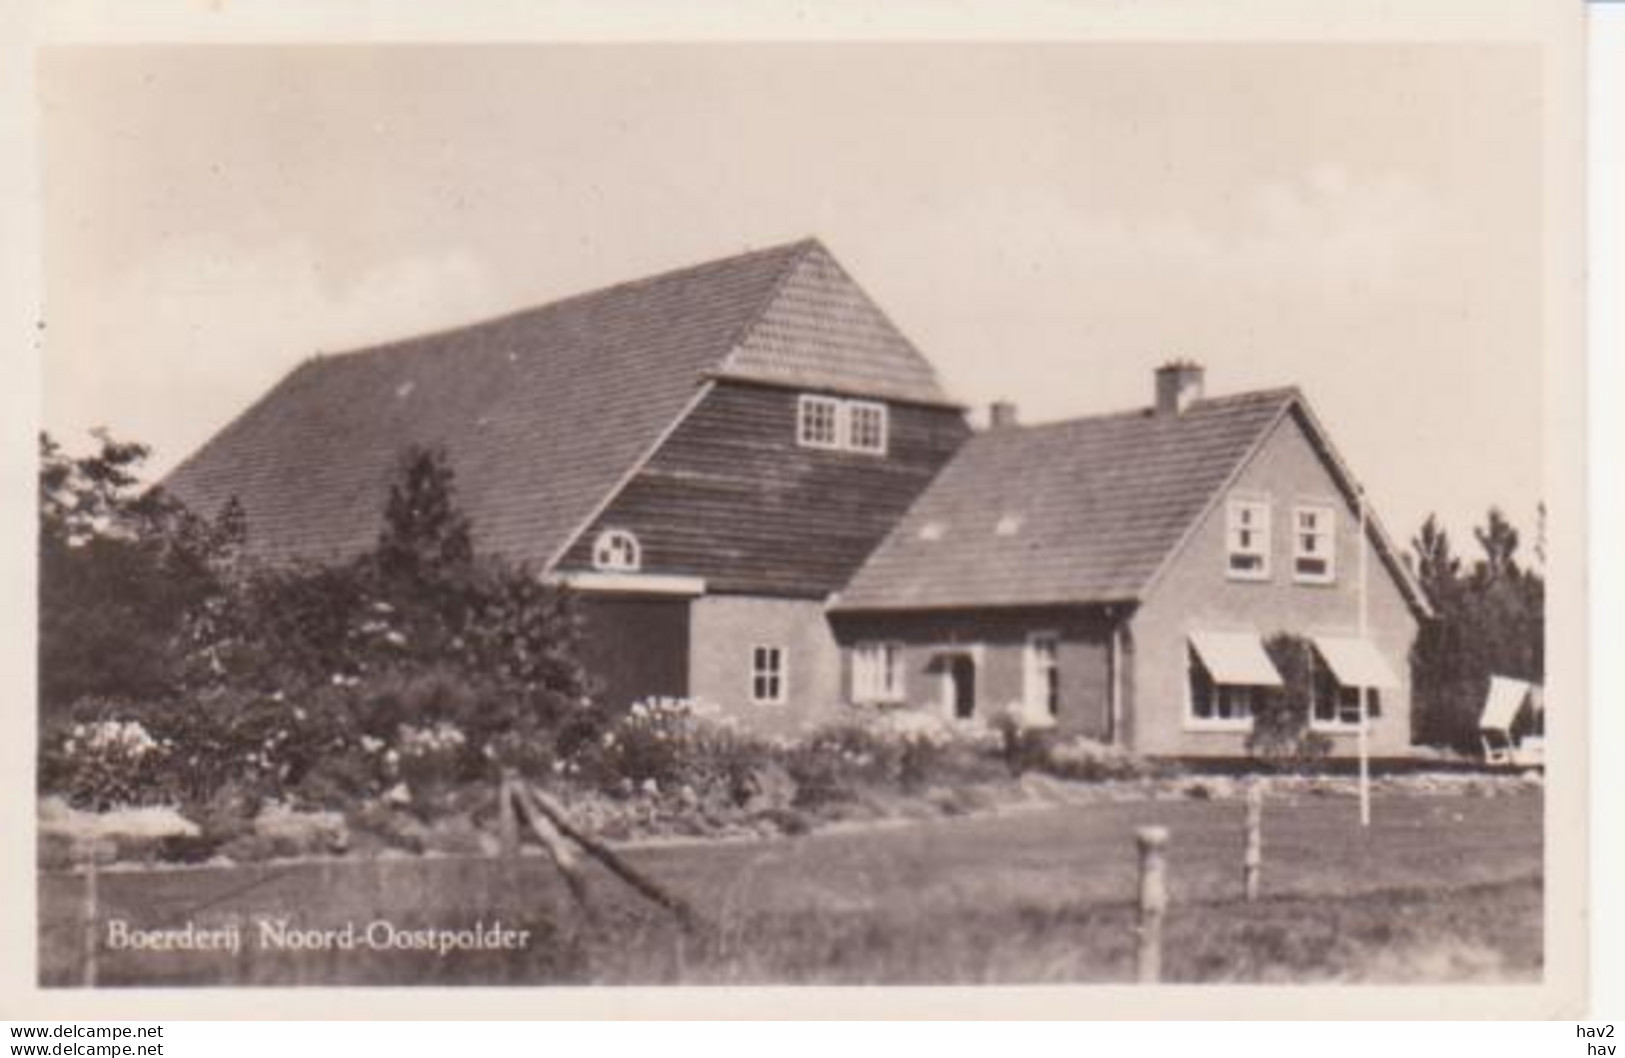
[1244,782,1264,902]
[81,851,98,988]
[512,783,595,920]
[80,839,113,988]
[1135,826,1169,984]
[497,769,520,859]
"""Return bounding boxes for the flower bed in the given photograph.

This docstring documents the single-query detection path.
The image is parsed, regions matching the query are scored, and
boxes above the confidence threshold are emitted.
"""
[37,696,1543,868]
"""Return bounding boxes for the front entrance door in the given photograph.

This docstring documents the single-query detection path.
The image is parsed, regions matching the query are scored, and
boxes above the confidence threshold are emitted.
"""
[948,654,976,719]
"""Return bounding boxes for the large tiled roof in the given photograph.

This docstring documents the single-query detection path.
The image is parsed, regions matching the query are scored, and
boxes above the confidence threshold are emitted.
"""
[164,238,952,566]
[833,390,1302,610]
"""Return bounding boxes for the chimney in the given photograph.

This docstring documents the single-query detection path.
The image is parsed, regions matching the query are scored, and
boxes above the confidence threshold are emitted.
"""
[1154,360,1205,416]
[988,400,1020,430]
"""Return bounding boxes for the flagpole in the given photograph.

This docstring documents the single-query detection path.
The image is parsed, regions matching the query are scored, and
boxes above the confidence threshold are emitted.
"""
[1357,484,1371,828]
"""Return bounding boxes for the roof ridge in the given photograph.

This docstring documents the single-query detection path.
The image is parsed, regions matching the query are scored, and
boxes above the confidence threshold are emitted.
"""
[711,239,822,376]
[311,237,822,366]
[972,385,1300,438]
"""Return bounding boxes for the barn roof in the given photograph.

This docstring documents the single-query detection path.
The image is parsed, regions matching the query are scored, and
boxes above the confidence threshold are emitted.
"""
[833,389,1431,616]
[163,238,952,567]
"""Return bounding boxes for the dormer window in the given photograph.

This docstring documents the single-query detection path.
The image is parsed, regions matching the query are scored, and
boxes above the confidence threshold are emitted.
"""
[592,529,641,572]
[1226,498,1270,580]
[796,394,888,455]
[797,395,842,449]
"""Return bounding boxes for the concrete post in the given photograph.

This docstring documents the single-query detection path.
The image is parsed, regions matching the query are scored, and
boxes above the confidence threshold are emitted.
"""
[1244,782,1264,902]
[1135,826,1169,983]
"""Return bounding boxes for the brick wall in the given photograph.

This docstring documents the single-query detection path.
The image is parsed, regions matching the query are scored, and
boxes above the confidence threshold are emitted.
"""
[829,606,1116,736]
[688,594,846,735]
[1130,411,1420,758]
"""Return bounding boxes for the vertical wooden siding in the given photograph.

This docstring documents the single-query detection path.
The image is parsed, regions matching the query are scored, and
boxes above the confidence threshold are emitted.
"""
[575,595,692,710]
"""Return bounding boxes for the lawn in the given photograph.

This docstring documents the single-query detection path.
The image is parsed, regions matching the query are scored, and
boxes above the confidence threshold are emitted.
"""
[38,788,1543,987]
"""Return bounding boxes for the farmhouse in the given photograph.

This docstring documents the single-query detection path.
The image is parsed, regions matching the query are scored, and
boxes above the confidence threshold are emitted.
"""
[166,238,1429,757]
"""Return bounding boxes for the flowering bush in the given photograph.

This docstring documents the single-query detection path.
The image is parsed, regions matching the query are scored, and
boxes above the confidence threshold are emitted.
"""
[587,697,707,791]
[1041,735,1165,782]
[392,720,471,811]
[42,716,168,810]
[565,698,777,813]
[781,712,1003,806]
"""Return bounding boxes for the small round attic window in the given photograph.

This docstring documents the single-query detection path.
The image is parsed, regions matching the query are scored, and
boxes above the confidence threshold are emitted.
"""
[592,529,641,572]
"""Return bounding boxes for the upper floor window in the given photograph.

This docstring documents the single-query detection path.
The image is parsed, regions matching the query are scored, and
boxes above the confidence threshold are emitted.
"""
[1226,498,1271,580]
[1024,633,1061,719]
[797,395,842,449]
[853,641,904,703]
[796,394,888,455]
[751,645,787,705]
[846,401,889,454]
[592,528,641,572]
[1293,505,1336,584]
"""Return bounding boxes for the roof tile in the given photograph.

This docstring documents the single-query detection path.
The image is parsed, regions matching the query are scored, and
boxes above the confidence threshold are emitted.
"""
[833,390,1297,610]
[165,238,949,566]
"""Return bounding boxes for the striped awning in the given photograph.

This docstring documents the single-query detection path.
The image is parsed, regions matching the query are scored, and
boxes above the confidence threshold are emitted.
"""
[1312,635,1400,690]
[1188,631,1283,687]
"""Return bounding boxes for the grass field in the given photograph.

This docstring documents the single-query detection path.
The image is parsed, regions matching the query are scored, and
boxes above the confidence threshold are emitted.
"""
[38,789,1542,986]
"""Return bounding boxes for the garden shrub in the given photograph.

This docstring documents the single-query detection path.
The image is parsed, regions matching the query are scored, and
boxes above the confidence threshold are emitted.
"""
[38,442,595,829]
[993,712,1055,776]
[565,696,788,821]
[782,722,897,807]
[1250,633,1335,773]
[780,711,998,807]
[38,715,168,811]
[1041,736,1164,782]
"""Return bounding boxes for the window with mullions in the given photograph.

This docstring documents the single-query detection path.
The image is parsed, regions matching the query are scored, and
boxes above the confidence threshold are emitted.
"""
[853,642,904,703]
[1293,505,1336,584]
[751,645,786,705]
[1310,650,1381,727]
[846,401,888,454]
[1025,633,1061,719]
[591,529,641,572]
[1187,646,1259,726]
[797,395,842,449]
[1226,498,1271,580]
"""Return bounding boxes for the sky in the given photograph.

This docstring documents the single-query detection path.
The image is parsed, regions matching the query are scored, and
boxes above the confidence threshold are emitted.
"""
[38,43,1544,554]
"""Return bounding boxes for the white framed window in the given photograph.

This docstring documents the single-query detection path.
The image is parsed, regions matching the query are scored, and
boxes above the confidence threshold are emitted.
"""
[751,645,787,705]
[797,395,842,450]
[591,528,641,572]
[853,641,905,703]
[796,394,889,455]
[1186,646,1259,729]
[1293,505,1336,584]
[1309,648,1382,728]
[1024,632,1061,719]
[1226,498,1271,580]
[846,401,889,454]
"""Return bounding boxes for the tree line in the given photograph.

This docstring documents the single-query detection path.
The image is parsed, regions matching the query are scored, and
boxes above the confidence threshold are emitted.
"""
[39,430,595,809]
[1408,506,1545,751]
